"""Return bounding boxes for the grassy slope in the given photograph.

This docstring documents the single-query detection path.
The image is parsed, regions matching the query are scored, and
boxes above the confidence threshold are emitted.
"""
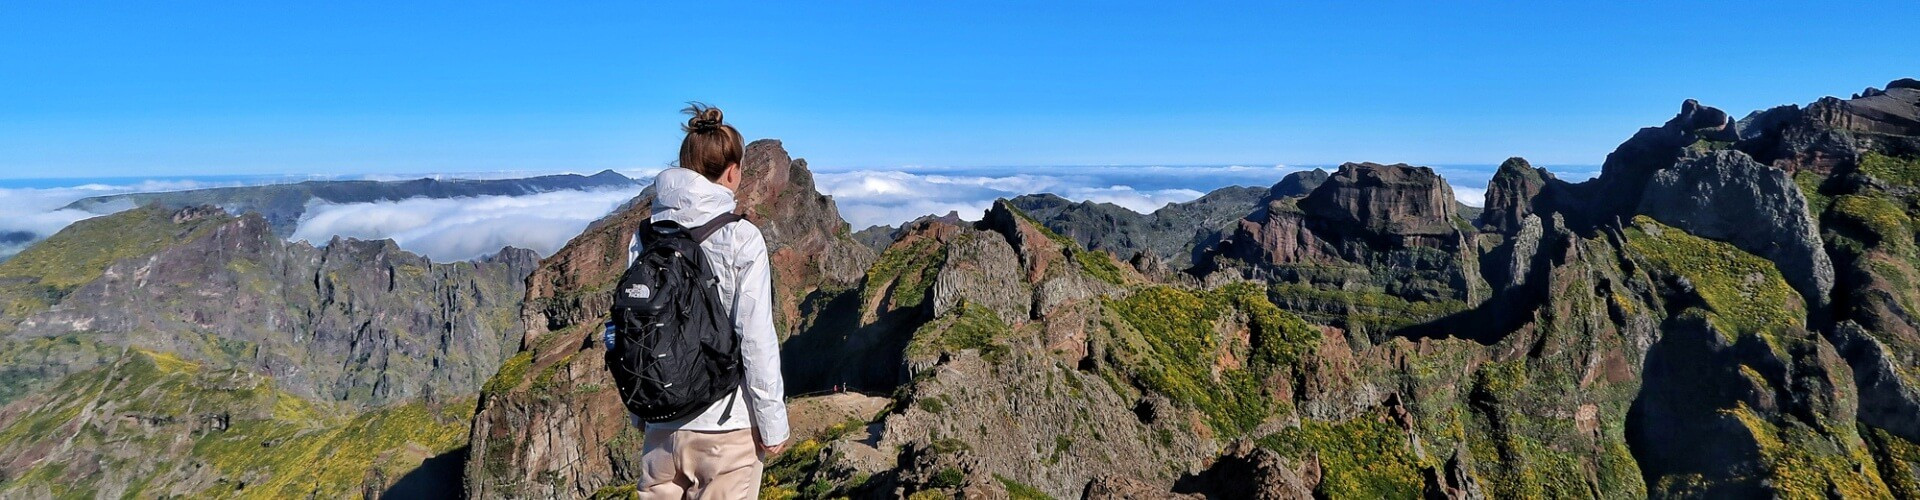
[0,349,471,498]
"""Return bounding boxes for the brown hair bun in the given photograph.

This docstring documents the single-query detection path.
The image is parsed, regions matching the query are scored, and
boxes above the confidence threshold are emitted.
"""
[677,102,744,181]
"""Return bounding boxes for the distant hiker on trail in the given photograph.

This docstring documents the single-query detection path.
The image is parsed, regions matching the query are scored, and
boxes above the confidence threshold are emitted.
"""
[603,103,789,499]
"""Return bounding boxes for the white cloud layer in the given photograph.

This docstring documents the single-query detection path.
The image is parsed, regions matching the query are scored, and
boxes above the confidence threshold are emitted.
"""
[289,187,643,261]
[2,163,1597,263]
[815,167,1278,230]
[0,180,235,259]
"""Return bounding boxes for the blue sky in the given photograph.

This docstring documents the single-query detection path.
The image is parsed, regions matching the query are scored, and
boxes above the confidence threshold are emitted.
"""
[2,1,1916,178]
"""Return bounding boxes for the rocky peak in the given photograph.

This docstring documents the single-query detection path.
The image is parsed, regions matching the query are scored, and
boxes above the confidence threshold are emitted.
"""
[1479,157,1553,233]
[1269,168,1329,199]
[1666,98,1738,142]
[1585,99,1742,220]
[1636,149,1834,309]
[981,200,1069,283]
[1298,162,1460,239]
[170,204,226,223]
[1802,79,1920,136]
[468,138,877,498]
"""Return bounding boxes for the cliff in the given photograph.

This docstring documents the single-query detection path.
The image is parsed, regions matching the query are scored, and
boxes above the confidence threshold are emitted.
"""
[0,204,536,497]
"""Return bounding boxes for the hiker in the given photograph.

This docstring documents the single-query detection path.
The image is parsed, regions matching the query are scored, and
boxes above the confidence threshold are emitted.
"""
[605,103,788,499]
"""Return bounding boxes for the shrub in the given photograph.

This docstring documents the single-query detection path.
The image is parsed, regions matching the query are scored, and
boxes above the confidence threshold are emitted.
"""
[1107,283,1319,434]
[1625,216,1803,342]
[1858,151,1920,187]
[1257,416,1424,499]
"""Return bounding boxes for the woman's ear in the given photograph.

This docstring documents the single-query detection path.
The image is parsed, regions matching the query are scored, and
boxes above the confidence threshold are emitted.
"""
[724,162,743,187]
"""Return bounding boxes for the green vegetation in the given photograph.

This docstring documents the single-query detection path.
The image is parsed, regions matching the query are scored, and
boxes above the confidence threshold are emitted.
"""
[0,206,223,321]
[761,417,874,499]
[907,302,1011,361]
[1267,282,1467,336]
[1073,249,1128,286]
[864,237,947,311]
[1859,151,1920,187]
[0,206,212,290]
[1006,203,1129,286]
[1462,360,1636,499]
[996,474,1056,500]
[1257,416,1425,499]
[0,335,117,405]
[917,394,949,413]
[483,351,535,395]
[1688,138,1735,152]
[1722,403,1891,498]
[1625,216,1803,343]
[1794,170,1833,216]
[1105,283,1319,434]
[930,467,965,488]
[1862,424,1920,499]
[1830,194,1913,249]
[0,350,472,499]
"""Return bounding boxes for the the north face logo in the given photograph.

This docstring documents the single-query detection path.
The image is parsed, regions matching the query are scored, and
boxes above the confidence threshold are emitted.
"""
[625,284,652,299]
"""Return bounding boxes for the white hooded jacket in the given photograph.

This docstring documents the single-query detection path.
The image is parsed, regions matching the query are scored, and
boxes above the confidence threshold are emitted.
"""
[619,167,789,445]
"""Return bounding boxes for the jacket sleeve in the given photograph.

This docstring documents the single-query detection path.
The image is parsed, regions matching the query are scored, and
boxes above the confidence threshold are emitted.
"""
[730,224,790,445]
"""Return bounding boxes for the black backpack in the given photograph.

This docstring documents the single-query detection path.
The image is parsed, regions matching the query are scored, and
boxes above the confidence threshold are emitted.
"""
[605,212,745,423]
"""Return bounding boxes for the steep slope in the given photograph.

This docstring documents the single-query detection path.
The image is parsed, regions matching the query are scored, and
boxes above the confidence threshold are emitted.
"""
[1008,183,1267,271]
[62,169,640,237]
[1007,170,1337,273]
[0,204,538,496]
[453,79,1920,499]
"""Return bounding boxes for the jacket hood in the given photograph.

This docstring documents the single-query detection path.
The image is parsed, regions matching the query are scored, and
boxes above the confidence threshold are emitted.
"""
[650,167,736,227]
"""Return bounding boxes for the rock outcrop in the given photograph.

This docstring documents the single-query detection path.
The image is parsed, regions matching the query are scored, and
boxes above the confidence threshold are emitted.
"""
[0,204,533,497]
[465,140,876,498]
[1637,149,1834,309]
[1478,157,1552,234]
[1008,184,1267,272]
[62,170,640,237]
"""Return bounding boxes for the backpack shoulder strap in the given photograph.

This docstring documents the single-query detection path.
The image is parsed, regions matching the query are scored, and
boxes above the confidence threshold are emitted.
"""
[688,212,745,243]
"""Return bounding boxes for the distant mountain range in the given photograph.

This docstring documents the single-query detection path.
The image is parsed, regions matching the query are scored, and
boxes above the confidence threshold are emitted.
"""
[61,169,640,236]
[474,78,1920,499]
[5,78,1920,498]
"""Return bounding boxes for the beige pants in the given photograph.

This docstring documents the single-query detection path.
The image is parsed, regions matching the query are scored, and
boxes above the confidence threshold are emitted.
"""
[636,427,763,499]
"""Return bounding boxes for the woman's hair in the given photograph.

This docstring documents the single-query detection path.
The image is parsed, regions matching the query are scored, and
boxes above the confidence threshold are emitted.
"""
[678,102,744,181]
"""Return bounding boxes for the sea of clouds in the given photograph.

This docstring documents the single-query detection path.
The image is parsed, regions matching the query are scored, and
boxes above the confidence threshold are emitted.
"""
[0,179,234,260]
[0,164,1598,263]
[288,186,644,261]
[809,164,1604,230]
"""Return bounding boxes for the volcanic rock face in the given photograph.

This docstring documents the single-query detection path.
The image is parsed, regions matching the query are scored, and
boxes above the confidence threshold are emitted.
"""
[458,78,1920,499]
[0,204,534,496]
[62,170,640,237]
[1009,184,1268,271]
[1206,162,1484,341]
[1637,149,1834,308]
[1270,168,1329,198]
[465,140,876,498]
[1479,157,1551,234]
[5,206,533,406]
[1299,162,1460,241]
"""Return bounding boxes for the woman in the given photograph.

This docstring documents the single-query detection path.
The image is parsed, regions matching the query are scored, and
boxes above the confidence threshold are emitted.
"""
[615,103,789,499]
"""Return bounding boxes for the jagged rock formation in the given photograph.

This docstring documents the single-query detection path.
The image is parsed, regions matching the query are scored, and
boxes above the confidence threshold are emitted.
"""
[1,205,533,406]
[852,211,965,253]
[1047,79,1920,498]
[465,140,876,498]
[1479,157,1552,234]
[61,170,640,237]
[1636,149,1834,309]
[1009,184,1269,271]
[0,204,535,497]
[1204,162,1486,342]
